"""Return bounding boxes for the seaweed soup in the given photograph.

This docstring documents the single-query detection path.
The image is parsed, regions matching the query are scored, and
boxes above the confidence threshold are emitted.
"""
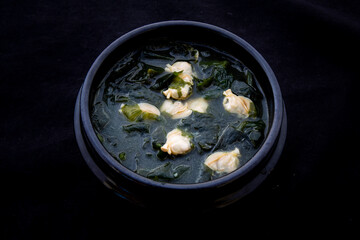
[91,41,269,184]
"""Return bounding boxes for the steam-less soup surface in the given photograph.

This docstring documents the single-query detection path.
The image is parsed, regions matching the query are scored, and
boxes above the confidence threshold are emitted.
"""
[91,42,268,184]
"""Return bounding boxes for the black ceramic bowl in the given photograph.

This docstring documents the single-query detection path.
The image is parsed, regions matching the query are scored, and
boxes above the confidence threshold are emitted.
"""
[74,20,287,209]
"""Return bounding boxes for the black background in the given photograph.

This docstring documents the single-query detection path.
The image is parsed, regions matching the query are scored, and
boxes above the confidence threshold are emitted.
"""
[1,0,360,238]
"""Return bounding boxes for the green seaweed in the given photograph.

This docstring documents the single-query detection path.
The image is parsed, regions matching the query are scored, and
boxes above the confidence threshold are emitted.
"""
[234,120,266,148]
[118,152,126,161]
[122,123,150,134]
[196,60,233,90]
[136,162,190,181]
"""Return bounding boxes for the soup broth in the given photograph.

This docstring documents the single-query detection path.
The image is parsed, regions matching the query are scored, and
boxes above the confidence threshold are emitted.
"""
[91,41,268,184]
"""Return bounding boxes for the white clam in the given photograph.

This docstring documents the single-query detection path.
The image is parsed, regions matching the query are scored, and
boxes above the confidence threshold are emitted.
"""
[223,89,254,118]
[164,61,194,84]
[160,100,192,119]
[119,102,160,116]
[204,148,240,173]
[187,97,209,113]
[161,129,192,155]
[137,102,160,116]
[163,61,194,100]
[163,84,192,100]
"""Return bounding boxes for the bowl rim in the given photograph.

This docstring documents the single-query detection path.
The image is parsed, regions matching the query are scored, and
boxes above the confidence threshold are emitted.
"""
[80,20,284,190]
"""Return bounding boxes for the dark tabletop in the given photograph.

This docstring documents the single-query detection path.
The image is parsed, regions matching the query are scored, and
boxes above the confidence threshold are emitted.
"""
[1,0,359,238]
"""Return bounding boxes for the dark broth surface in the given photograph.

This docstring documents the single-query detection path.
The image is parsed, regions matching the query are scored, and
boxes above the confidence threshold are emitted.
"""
[91,41,268,184]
